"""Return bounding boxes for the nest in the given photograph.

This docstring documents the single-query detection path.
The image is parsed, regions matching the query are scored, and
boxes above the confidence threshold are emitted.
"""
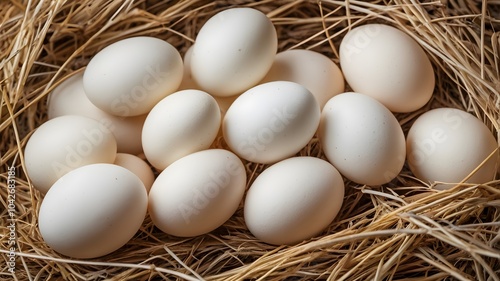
[1,0,500,280]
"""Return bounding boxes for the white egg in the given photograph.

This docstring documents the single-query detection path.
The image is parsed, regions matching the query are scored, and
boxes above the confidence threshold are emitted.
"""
[39,164,147,258]
[191,8,277,97]
[244,156,344,245]
[339,24,435,113]
[406,108,498,189]
[177,45,199,91]
[223,81,320,164]
[148,149,246,237]
[48,72,146,154]
[260,49,344,109]
[83,36,183,116]
[142,89,221,170]
[177,45,238,117]
[114,153,155,192]
[319,92,406,185]
[24,115,117,193]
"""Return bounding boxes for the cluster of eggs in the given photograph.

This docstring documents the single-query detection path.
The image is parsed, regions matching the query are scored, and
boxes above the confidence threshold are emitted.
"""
[24,7,498,259]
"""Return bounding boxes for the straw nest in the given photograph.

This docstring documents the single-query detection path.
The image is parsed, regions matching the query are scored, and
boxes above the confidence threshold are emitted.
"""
[1,0,499,280]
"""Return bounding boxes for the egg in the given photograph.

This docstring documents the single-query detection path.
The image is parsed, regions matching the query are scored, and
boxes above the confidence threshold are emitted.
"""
[177,45,199,91]
[83,36,183,116]
[48,72,146,154]
[339,24,435,113]
[191,7,277,97]
[114,153,155,192]
[178,46,239,116]
[148,149,246,237]
[406,108,498,189]
[244,156,344,245]
[142,89,221,170]
[24,115,117,193]
[319,92,406,185]
[260,49,344,109]
[223,81,320,164]
[38,163,147,258]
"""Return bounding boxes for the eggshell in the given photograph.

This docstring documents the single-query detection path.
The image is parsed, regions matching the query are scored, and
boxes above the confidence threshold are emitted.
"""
[178,46,240,115]
[339,24,435,113]
[142,89,221,170]
[223,81,320,164]
[38,164,147,258]
[406,108,498,189]
[319,92,406,185]
[48,72,146,154]
[24,115,117,194]
[114,153,155,192]
[177,45,199,91]
[244,156,344,245]
[191,8,277,97]
[148,149,246,237]
[83,36,183,116]
[260,49,344,109]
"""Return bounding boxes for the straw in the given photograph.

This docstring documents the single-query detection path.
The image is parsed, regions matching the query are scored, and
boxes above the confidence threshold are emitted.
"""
[1,0,499,280]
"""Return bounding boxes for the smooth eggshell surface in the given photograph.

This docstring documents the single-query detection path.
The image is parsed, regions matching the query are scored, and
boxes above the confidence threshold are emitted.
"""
[148,149,246,237]
[83,36,183,116]
[24,115,117,194]
[223,81,320,164]
[244,156,344,245]
[260,49,344,109]
[177,45,199,91]
[339,24,435,113]
[406,108,498,189]
[191,8,277,97]
[48,72,146,155]
[114,153,155,192]
[319,92,406,185]
[178,46,241,117]
[38,164,147,258]
[142,89,221,170]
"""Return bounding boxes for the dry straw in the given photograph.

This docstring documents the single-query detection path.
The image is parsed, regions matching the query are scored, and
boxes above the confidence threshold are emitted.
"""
[1,0,499,280]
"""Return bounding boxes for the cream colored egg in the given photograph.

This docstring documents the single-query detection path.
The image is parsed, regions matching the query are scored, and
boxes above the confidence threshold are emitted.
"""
[142,89,221,170]
[177,45,199,91]
[177,45,238,117]
[319,92,406,185]
[223,81,320,164]
[39,164,147,258]
[48,72,146,154]
[83,36,183,116]
[114,153,155,192]
[244,156,344,245]
[339,24,435,113]
[260,49,344,109]
[406,108,498,189]
[148,149,246,237]
[24,115,117,193]
[191,8,277,97]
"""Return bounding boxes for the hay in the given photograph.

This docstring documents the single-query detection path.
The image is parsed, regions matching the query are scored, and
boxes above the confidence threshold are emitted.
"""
[1,0,499,280]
